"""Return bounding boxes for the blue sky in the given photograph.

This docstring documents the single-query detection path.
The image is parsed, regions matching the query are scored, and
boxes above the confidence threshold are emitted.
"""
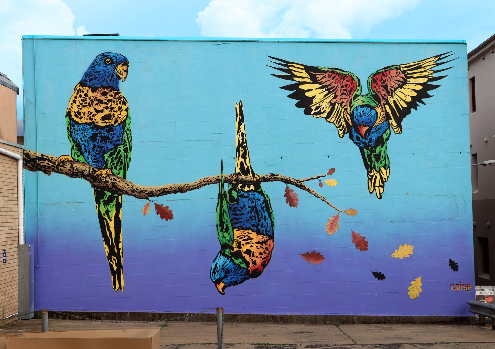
[0,0,493,119]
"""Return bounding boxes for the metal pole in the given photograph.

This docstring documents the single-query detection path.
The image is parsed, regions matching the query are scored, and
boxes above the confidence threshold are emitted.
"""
[41,309,48,332]
[216,307,223,349]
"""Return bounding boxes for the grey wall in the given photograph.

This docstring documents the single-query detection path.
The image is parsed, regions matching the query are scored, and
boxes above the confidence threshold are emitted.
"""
[469,41,495,285]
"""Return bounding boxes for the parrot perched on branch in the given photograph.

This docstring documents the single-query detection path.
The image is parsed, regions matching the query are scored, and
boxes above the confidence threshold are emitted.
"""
[210,101,275,295]
[270,52,454,198]
[59,52,131,291]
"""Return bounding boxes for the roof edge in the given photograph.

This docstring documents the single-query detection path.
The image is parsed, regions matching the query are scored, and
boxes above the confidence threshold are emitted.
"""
[21,35,467,44]
[468,33,495,61]
[0,73,19,94]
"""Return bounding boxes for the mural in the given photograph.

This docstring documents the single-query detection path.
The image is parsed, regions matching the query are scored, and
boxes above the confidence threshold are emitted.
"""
[59,52,131,291]
[269,53,454,198]
[210,101,275,294]
[22,37,473,316]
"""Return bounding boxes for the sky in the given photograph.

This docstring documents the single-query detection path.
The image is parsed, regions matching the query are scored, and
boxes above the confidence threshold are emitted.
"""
[0,0,493,120]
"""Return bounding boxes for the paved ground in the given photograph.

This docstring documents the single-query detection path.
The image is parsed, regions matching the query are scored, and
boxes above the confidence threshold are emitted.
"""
[2,319,495,348]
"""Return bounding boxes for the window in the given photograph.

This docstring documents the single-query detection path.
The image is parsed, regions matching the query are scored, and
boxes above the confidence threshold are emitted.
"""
[470,77,476,112]
[471,153,478,193]
[478,237,490,278]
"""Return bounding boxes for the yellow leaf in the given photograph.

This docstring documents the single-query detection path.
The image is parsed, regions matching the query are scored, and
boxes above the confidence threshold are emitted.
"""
[344,208,358,216]
[324,178,338,187]
[391,244,414,259]
[407,276,422,300]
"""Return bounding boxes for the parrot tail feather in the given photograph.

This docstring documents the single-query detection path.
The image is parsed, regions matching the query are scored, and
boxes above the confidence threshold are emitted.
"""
[94,189,124,291]
[367,167,390,199]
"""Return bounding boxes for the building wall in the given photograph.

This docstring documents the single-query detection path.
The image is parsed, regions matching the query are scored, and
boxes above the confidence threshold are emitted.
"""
[469,41,495,285]
[0,141,21,324]
[23,37,472,316]
[0,87,17,144]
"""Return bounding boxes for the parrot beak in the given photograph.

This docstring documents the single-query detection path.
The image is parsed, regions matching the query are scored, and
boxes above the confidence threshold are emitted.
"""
[115,62,129,82]
[215,281,226,295]
[358,125,369,138]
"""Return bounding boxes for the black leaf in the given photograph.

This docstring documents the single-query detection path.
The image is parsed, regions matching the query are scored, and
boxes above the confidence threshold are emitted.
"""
[449,258,459,272]
[372,271,386,280]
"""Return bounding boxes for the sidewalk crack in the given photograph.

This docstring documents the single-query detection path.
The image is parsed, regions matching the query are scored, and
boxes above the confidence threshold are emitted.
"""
[336,326,356,345]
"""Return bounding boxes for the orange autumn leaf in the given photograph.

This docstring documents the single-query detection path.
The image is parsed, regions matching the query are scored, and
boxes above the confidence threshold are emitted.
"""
[326,214,340,235]
[142,202,151,216]
[352,231,368,251]
[344,208,358,216]
[300,251,325,265]
[327,168,335,175]
[154,203,174,221]
[284,185,299,208]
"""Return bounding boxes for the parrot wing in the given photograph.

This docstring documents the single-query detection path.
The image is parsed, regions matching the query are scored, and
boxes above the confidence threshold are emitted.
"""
[103,109,132,178]
[367,52,455,134]
[65,114,87,164]
[216,161,234,250]
[269,56,361,138]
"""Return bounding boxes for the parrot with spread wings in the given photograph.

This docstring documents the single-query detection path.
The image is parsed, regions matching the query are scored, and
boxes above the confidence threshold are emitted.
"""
[58,52,131,291]
[269,52,454,199]
[210,101,275,295]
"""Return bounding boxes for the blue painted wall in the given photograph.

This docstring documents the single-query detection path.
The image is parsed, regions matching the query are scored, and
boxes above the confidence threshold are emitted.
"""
[23,36,472,315]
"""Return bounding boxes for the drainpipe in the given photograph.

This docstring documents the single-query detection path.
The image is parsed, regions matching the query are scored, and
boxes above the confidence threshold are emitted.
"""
[0,147,24,244]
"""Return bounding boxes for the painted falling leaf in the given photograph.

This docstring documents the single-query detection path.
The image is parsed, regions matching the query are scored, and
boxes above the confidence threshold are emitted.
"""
[344,208,358,216]
[284,185,299,208]
[318,180,323,188]
[449,258,459,272]
[352,231,368,251]
[326,214,340,235]
[391,244,414,259]
[324,178,338,187]
[327,168,335,175]
[407,276,422,300]
[372,271,385,280]
[154,203,174,221]
[300,251,325,265]
[142,202,151,216]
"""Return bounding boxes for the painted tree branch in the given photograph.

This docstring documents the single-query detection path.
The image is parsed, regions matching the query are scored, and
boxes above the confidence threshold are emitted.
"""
[23,149,344,212]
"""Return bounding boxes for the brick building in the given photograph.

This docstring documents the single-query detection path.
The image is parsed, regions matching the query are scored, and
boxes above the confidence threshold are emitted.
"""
[0,72,24,325]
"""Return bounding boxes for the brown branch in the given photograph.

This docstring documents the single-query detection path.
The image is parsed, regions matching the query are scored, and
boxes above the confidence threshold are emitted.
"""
[23,149,344,212]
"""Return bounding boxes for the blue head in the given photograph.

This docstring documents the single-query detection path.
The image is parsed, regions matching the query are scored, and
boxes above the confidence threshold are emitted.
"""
[80,52,129,90]
[352,105,378,138]
[210,253,250,294]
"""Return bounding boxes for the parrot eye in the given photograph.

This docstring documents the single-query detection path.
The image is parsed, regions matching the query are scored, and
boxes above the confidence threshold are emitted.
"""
[104,58,114,65]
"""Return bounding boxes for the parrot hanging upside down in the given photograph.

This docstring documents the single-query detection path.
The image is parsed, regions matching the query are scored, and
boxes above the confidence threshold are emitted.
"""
[210,101,275,295]
[57,52,131,291]
[269,52,455,198]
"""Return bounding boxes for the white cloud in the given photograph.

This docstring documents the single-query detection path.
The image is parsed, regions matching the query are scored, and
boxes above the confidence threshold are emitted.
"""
[196,0,419,39]
[76,25,90,36]
[0,0,84,117]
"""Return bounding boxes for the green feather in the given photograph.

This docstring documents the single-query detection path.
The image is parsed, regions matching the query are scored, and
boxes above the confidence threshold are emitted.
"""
[361,128,391,172]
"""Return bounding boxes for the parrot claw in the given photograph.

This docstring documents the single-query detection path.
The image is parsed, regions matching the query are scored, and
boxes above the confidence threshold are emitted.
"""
[95,168,113,181]
[55,155,74,168]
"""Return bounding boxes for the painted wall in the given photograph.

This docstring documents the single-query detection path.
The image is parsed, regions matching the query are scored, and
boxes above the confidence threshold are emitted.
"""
[23,36,473,316]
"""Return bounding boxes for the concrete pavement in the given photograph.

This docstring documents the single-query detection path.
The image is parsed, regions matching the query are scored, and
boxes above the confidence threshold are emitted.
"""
[2,319,495,348]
